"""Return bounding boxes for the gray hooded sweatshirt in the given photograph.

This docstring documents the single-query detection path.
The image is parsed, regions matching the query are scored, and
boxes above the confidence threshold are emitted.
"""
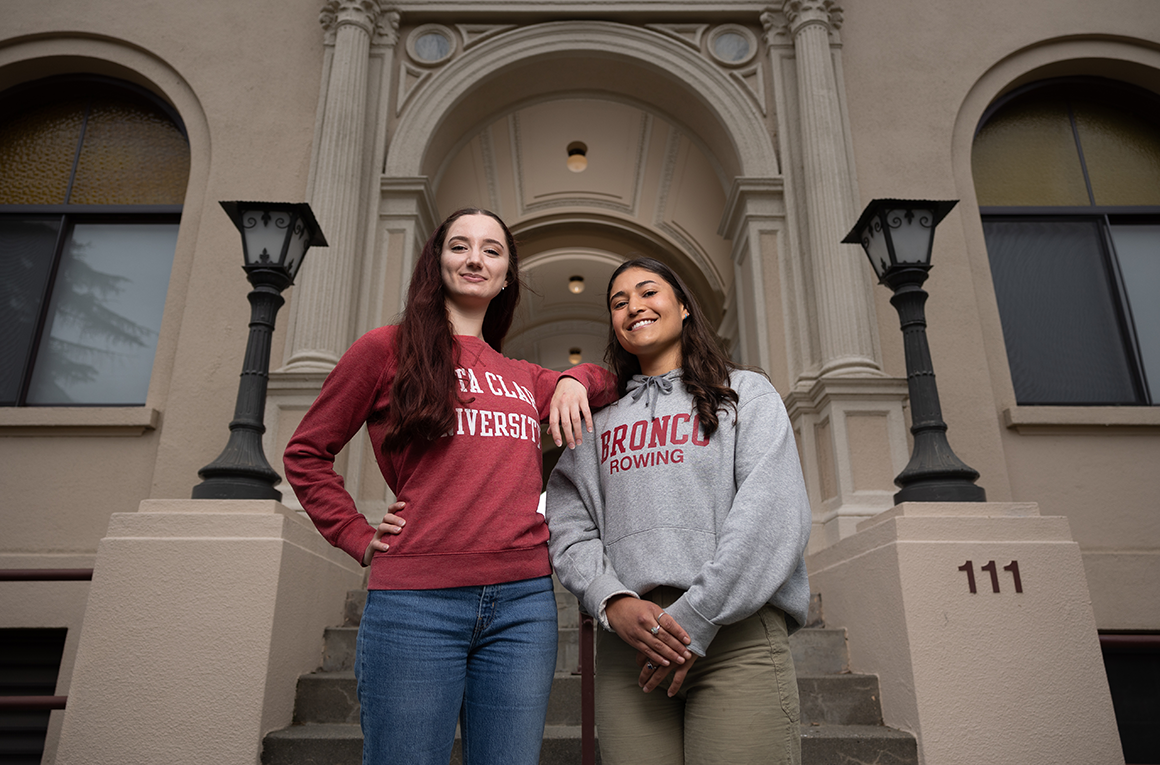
[546,368,811,657]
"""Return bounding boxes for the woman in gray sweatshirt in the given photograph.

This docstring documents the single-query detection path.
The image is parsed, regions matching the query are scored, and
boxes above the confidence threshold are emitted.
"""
[546,257,811,765]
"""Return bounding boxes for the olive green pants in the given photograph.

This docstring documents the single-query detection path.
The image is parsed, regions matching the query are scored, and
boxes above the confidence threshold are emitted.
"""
[595,588,801,765]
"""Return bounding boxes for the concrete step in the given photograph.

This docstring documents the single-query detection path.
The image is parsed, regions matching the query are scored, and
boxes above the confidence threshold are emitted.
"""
[266,590,918,765]
[292,671,586,727]
[789,627,849,675]
[262,723,595,765]
[295,667,884,729]
[262,722,917,765]
[800,723,918,763]
[262,724,360,765]
[797,673,884,726]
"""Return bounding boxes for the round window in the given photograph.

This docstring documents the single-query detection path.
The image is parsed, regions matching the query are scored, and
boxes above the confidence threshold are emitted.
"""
[708,25,757,67]
[408,25,455,65]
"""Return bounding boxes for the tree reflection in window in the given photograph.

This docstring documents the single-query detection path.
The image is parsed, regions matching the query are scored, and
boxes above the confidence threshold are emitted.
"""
[0,76,187,406]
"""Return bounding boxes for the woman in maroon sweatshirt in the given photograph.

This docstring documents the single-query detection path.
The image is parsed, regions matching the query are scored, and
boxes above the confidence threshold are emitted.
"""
[284,209,616,764]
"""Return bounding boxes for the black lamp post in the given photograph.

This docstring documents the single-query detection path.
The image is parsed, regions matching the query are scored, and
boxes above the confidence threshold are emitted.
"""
[843,199,986,504]
[192,201,327,500]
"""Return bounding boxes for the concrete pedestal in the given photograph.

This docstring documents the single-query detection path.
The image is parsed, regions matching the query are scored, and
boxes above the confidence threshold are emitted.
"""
[807,502,1123,765]
[54,499,362,765]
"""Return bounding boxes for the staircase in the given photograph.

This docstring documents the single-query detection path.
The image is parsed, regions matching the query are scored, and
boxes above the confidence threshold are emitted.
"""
[262,581,917,764]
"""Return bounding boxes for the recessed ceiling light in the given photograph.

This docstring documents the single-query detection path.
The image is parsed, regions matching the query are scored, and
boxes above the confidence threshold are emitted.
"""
[567,141,588,172]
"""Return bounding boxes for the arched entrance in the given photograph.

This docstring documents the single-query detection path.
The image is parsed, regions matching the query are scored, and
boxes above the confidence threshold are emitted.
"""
[275,9,909,547]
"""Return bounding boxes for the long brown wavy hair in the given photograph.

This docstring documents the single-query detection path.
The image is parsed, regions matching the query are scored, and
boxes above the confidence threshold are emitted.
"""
[604,257,740,438]
[381,208,521,452]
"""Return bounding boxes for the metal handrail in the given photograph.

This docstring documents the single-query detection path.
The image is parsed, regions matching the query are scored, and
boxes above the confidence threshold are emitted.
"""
[0,569,93,581]
[0,696,67,711]
[1099,633,1160,650]
[0,569,91,713]
[580,612,595,765]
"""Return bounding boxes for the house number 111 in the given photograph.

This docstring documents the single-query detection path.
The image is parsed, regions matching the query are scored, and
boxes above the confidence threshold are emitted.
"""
[958,560,1023,594]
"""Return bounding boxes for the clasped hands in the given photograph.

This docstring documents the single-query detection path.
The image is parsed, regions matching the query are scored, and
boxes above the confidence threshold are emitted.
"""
[605,594,698,696]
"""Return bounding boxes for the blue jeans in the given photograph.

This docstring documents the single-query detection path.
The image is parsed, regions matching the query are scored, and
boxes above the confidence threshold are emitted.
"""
[355,576,557,765]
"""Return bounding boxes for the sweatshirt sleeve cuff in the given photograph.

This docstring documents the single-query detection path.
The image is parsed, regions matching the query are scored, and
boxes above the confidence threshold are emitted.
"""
[583,573,636,631]
[664,596,720,657]
[337,524,377,567]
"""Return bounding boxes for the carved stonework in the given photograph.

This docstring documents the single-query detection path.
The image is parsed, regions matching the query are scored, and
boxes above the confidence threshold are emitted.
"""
[761,9,792,46]
[375,10,400,47]
[783,0,844,36]
[319,0,383,44]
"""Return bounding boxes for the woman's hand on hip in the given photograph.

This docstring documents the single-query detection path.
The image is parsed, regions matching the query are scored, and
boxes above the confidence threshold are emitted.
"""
[548,376,594,449]
[605,595,692,669]
[362,500,407,566]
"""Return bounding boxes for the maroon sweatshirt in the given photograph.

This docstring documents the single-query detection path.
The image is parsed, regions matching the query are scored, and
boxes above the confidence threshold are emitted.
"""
[284,325,616,590]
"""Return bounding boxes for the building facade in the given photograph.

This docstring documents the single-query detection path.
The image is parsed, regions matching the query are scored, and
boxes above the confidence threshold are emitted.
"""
[2,1,1157,762]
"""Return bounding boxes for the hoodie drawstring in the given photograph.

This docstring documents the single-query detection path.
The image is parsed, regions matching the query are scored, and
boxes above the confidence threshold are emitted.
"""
[626,374,674,421]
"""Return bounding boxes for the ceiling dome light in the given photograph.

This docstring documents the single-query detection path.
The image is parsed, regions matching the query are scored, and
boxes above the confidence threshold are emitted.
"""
[566,141,588,172]
[568,348,583,365]
[568,275,585,294]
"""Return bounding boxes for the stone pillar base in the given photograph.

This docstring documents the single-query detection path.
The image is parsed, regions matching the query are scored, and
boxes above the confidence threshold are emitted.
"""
[807,502,1123,765]
[54,500,362,765]
[785,376,910,552]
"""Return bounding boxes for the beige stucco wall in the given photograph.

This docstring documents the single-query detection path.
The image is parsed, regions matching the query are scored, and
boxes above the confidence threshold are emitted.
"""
[52,501,362,765]
[837,0,1160,628]
[1,2,1158,761]
[808,502,1124,765]
[0,0,324,538]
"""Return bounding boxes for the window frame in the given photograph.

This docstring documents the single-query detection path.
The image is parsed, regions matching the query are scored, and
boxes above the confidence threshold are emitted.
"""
[976,77,1160,408]
[0,75,187,409]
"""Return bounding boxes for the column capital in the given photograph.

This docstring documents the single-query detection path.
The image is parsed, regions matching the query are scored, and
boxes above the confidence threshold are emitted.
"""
[760,8,790,47]
[320,0,384,40]
[783,0,844,37]
[375,9,401,47]
[718,176,785,241]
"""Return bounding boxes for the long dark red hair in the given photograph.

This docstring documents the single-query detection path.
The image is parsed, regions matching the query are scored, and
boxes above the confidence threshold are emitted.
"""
[381,208,521,452]
[605,257,740,438]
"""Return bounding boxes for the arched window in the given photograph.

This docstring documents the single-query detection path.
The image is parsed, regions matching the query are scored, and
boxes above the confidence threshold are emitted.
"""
[973,77,1160,405]
[0,75,189,406]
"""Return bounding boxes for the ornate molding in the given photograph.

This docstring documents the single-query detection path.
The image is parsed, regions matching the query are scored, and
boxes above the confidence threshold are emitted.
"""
[375,9,400,47]
[319,0,384,44]
[510,110,649,218]
[783,0,844,36]
[396,60,430,114]
[644,23,709,51]
[760,8,791,47]
[455,23,517,51]
[730,63,766,115]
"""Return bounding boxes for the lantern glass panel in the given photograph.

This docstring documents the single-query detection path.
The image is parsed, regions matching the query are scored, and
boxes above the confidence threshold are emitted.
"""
[283,218,312,280]
[240,208,292,267]
[885,207,936,266]
[860,216,891,277]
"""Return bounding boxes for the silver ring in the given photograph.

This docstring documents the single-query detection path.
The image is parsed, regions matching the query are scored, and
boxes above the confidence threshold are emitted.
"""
[657,610,667,620]
[649,624,661,636]
[646,662,656,670]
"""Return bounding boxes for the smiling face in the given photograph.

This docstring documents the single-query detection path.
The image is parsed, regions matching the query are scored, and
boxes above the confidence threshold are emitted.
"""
[439,213,511,322]
[608,266,688,376]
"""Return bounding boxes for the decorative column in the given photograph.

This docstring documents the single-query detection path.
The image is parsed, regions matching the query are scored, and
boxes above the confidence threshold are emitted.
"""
[763,6,911,546]
[283,0,388,371]
[783,0,879,377]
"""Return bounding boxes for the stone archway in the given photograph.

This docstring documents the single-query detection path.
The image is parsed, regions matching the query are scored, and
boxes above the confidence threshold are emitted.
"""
[381,21,781,374]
